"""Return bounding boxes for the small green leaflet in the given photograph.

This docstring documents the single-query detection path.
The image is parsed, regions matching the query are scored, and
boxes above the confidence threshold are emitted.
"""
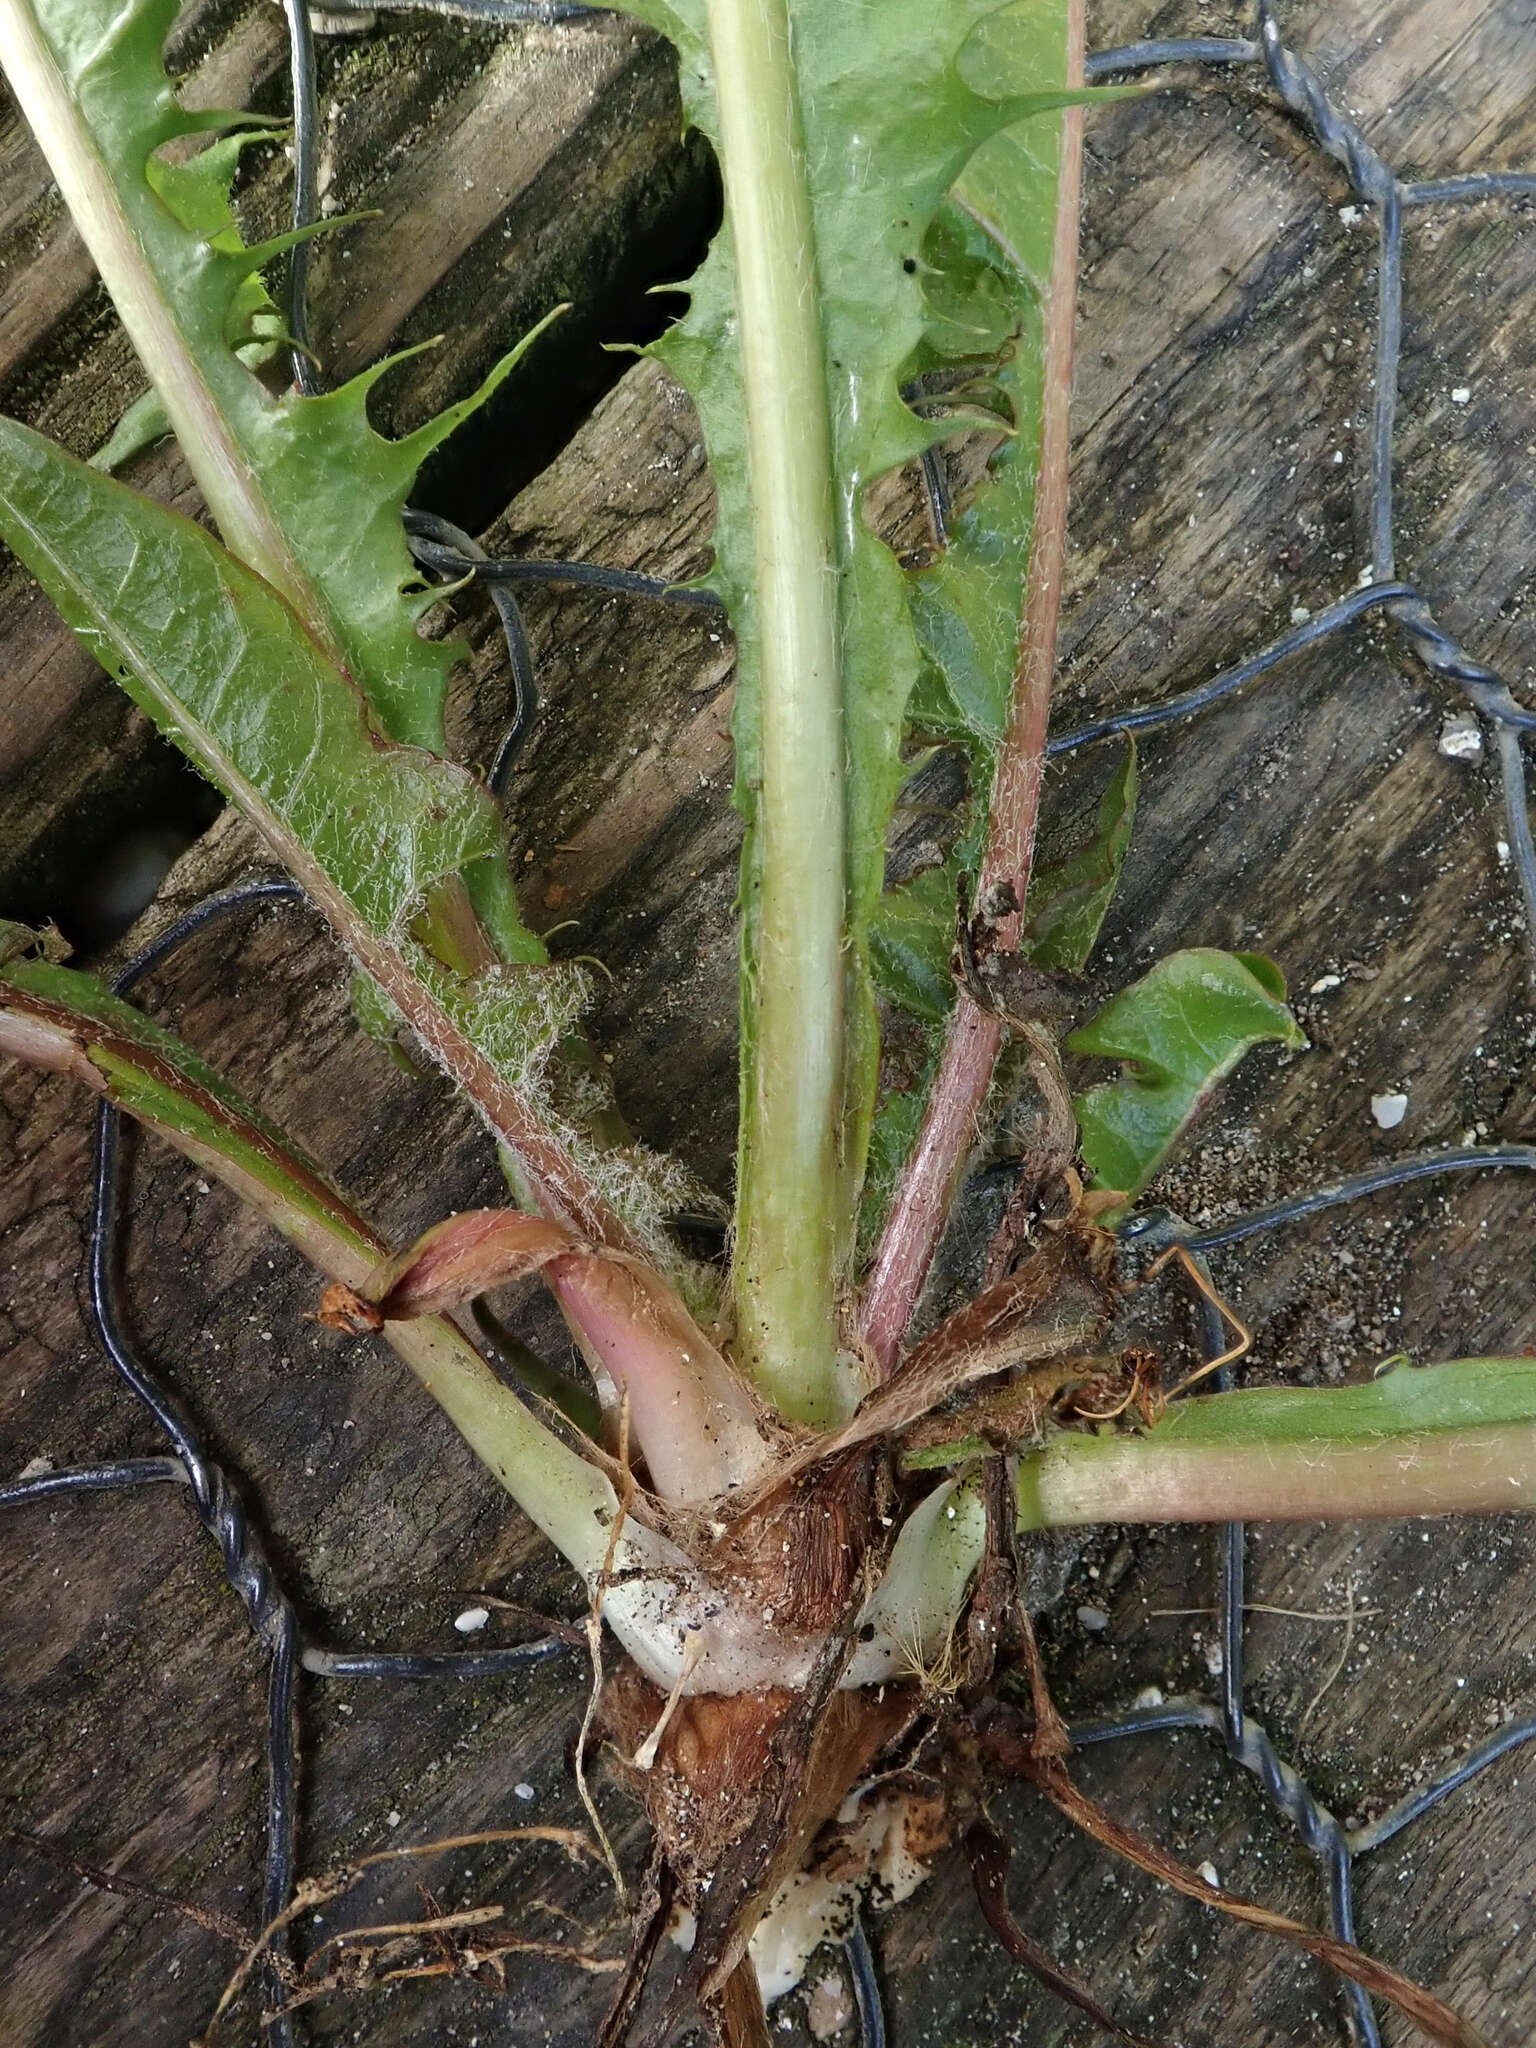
[90,387,173,472]
[871,738,1137,1018]
[1068,948,1305,1215]
[1021,737,1137,971]
[91,127,287,472]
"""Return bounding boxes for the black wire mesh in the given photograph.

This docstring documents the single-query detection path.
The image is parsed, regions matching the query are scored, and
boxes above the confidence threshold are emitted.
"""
[3,880,579,2046]
[5,2,1536,2044]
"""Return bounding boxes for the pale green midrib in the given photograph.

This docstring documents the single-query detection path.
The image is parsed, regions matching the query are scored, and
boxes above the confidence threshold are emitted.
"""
[1015,1383,1536,1531]
[0,0,327,643]
[707,0,847,1426]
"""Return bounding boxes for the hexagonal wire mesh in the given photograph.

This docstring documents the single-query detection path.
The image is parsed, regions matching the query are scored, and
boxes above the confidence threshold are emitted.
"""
[5,1,1536,2042]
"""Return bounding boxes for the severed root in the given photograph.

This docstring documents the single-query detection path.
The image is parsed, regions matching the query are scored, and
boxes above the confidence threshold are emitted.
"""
[980,1724,1491,2048]
[967,1821,1173,2048]
[1011,1600,1071,1763]
[196,1827,600,2044]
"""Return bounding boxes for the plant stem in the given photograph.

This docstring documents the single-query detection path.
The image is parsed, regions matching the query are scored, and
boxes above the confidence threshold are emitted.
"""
[382,1316,615,1578]
[709,0,847,1425]
[1015,1420,1536,1528]
[0,980,621,1579]
[858,7,1085,1378]
[860,1004,1007,1378]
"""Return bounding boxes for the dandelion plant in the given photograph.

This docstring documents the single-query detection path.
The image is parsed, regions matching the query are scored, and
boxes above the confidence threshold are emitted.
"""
[1,0,1533,2037]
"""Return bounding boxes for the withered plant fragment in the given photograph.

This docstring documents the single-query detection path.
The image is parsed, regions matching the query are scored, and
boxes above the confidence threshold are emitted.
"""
[749,1222,1114,1505]
[366,1209,581,1316]
[355,1206,777,1501]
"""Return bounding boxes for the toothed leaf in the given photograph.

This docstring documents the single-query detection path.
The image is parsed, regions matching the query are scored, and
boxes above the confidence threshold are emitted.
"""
[91,386,172,471]
[17,0,549,766]
[0,0,727,1264]
[1068,948,1305,1215]
[0,422,508,932]
[0,416,616,1199]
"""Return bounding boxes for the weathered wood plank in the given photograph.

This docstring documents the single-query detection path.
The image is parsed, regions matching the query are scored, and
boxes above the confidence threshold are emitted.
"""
[3,0,1536,2043]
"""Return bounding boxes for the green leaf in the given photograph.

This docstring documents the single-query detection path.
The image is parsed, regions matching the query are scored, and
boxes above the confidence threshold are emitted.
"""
[1235,949,1288,1002]
[0,418,690,1249]
[645,0,1078,834]
[863,863,953,1257]
[0,420,507,933]
[905,166,1053,761]
[861,737,1136,1251]
[1067,948,1305,1213]
[0,0,725,1278]
[5,0,533,758]
[870,863,958,1027]
[1144,1356,1536,1449]
[90,385,171,471]
[87,122,279,472]
[1020,737,1136,972]
[0,0,1089,1420]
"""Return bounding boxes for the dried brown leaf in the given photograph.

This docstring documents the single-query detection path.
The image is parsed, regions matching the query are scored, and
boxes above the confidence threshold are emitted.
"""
[749,1234,1107,1506]
[367,1208,583,1317]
